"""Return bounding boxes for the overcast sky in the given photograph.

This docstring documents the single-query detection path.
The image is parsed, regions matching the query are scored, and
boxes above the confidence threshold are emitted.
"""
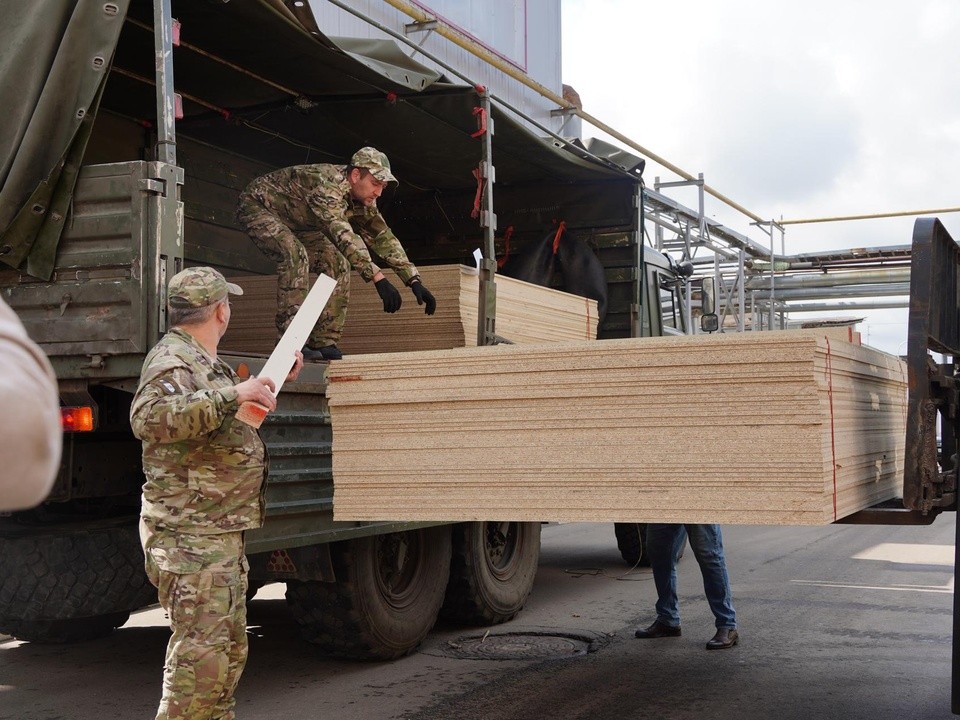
[561,0,960,353]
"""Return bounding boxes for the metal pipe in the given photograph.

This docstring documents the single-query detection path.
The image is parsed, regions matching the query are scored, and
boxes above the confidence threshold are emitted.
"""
[153,0,176,164]
[634,183,645,337]
[770,298,909,312]
[781,207,960,225]
[127,16,302,98]
[744,267,911,290]
[746,282,910,301]
[375,0,765,223]
[475,89,498,346]
[114,66,231,118]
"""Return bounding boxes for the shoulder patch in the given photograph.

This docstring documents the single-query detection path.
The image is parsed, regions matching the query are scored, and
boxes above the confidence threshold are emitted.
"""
[160,380,179,394]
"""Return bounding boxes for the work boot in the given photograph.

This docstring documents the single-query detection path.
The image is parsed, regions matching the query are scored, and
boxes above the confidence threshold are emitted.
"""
[705,628,739,650]
[302,344,343,362]
[634,620,681,639]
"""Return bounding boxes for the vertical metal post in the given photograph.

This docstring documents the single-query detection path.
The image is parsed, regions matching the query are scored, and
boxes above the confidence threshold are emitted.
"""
[653,176,663,251]
[153,0,177,165]
[768,222,775,330]
[738,250,746,332]
[633,183,645,337]
[685,173,705,334]
[680,223,691,334]
[475,90,498,346]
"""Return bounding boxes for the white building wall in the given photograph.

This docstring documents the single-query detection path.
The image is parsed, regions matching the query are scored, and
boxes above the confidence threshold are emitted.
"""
[306,0,571,136]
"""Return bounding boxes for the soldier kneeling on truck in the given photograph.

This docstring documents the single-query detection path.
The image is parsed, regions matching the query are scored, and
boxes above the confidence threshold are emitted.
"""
[237,146,437,361]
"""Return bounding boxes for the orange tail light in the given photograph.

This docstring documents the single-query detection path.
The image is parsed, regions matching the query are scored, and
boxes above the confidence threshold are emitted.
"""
[60,406,95,432]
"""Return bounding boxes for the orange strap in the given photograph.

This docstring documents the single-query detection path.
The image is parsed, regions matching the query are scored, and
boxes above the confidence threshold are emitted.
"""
[496,225,515,269]
[552,220,567,255]
[471,167,483,219]
[471,106,487,138]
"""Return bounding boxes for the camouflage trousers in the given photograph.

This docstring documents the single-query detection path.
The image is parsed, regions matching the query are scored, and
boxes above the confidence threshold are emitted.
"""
[237,195,352,348]
[142,528,249,720]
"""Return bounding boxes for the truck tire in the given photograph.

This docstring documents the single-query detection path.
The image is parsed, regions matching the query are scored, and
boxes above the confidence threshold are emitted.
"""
[614,522,650,566]
[440,522,540,625]
[0,523,156,643]
[284,526,452,660]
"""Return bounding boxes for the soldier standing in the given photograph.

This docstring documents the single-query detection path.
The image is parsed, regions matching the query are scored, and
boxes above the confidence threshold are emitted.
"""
[237,146,437,361]
[131,267,303,720]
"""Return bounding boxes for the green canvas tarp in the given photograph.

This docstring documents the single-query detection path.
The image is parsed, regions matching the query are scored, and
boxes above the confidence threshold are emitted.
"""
[0,0,131,279]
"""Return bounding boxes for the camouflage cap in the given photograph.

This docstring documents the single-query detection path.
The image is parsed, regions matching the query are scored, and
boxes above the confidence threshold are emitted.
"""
[168,267,243,309]
[350,146,397,183]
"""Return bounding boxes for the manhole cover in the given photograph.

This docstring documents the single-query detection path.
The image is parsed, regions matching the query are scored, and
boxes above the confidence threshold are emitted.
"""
[436,631,599,661]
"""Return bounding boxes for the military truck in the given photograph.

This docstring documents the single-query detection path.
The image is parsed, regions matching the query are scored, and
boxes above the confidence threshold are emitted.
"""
[0,0,695,658]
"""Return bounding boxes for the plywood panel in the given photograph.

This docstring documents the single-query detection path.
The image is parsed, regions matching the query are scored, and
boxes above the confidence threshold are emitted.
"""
[326,332,906,525]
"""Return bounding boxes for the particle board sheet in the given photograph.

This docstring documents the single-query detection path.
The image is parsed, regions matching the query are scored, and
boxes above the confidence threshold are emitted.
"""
[220,266,598,356]
[326,332,907,525]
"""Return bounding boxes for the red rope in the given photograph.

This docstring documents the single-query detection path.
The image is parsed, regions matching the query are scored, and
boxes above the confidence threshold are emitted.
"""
[471,167,483,219]
[471,107,487,137]
[824,337,838,521]
[496,225,515,269]
[552,220,567,255]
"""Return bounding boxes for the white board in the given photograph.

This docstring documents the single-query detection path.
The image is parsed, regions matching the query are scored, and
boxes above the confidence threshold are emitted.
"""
[236,273,337,427]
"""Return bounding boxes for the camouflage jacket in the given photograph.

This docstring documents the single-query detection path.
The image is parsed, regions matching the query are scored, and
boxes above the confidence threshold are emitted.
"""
[242,163,419,284]
[131,328,266,535]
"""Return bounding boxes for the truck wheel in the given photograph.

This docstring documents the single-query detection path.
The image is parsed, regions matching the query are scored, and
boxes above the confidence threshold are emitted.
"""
[440,522,540,625]
[284,526,452,660]
[614,522,650,566]
[0,523,156,643]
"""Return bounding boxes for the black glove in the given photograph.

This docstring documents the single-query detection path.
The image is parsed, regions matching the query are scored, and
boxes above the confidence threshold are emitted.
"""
[375,277,402,313]
[411,281,437,315]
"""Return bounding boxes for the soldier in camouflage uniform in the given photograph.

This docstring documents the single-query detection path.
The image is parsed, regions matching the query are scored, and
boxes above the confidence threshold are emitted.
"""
[132,267,303,720]
[237,146,437,361]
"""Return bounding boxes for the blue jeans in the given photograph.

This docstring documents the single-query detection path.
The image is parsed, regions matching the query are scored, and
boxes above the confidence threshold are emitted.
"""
[646,523,737,630]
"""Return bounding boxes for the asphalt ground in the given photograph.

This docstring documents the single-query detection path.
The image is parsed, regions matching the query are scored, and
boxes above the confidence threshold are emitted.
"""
[0,519,955,719]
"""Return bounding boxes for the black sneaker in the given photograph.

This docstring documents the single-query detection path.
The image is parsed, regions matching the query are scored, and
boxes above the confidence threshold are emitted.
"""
[302,344,343,362]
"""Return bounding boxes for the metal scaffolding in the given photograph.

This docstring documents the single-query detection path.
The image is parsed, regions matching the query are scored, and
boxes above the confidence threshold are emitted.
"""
[642,173,914,335]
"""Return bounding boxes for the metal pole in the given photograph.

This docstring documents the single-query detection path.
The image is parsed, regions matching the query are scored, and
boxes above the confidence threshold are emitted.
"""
[153,0,176,165]
[654,176,663,251]
[768,223,775,330]
[634,183,645,337]
[738,250,746,332]
[475,90,498,346]
[684,222,693,334]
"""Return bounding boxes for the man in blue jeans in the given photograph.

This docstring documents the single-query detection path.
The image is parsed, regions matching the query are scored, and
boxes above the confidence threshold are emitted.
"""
[634,523,739,650]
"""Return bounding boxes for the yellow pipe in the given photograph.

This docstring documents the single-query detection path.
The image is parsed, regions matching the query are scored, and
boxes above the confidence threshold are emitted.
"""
[379,0,764,222]
[780,207,960,225]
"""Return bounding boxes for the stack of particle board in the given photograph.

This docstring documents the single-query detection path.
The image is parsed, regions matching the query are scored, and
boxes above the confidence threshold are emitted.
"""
[220,275,281,354]
[326,331,907,525]
[220,265,598,355]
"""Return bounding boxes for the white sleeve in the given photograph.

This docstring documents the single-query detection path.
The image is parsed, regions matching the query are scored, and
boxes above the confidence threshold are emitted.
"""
[0,297,61,511]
